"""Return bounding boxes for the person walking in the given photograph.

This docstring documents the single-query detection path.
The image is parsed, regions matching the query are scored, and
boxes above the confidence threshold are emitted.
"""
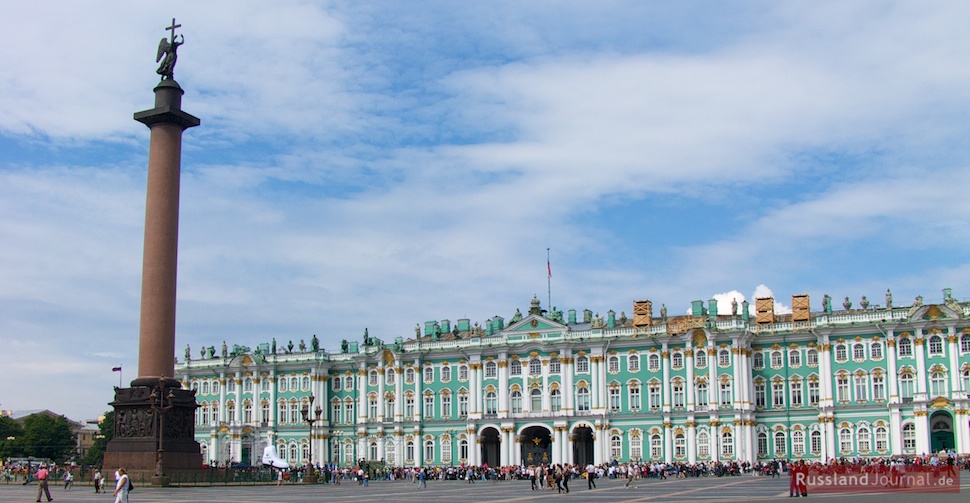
[34,465,52,502]
[586,463,596,489]
[93,470,103,493]
[63,470,73,491]
[112,468,129,503]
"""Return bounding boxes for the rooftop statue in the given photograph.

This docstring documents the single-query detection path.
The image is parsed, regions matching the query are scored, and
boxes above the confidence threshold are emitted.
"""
[156,18,184,80]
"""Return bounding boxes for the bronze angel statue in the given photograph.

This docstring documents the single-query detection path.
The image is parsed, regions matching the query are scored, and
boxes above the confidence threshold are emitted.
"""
[156,32,184,80]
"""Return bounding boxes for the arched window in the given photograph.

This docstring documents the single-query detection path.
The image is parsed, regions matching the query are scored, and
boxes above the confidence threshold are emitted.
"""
[789,350,801,367]
[839,428,853,453]
[458,364,468,381]
[510,390,522,414]
[278,377,287,392]
[611,434,623,460]
[485,391,497,415]
[405,367,416,384]
[899,372,914,399]
[369,441,378,460]
[898,338,913,357]
[332,376,341,391]
[961,333,970,353]
[674,433,686,458]
[577,356,590,373]
[753,352,764,369]
[608,355,620,373]
[930,371,948,397]
[510,359,523,375]
[695,382,709,411]
[628,354,640,372]
[870,342,883,359]
[386,368,395,385]
[424,440,435,462]
[718,349,731,367]
[200,381,209,395]
[757,431,768,457]
[697,431,710,458]
[289,376,298,391]
[423,366,434,382]
[529,358,542,375]
[549,357,561,374]
[695,350,707,368]
[530,388,542,412]
[577,386,591,411]
[928,335,944,355]
[551,389,562,412]
[369,369,379,386]
[484,361,497,378]
[857,427,871,453]
[902,423,916,452]
[721,431,733,457]
[810,430,822,454]
[771,351,783,368]
[875,426,889,452]
[650,434,662,459]
[302,443,310,462]
[406,441,415,463]
[774,431,787,456]
[441,365,451,382]
[835,344,848,362]
[853,344,865,360]
[459,438,469,461]
[648,354,661,372]
[791,431,805,456]
[806,348,818,366]
[211,380,220,394]
[671,352,683,369]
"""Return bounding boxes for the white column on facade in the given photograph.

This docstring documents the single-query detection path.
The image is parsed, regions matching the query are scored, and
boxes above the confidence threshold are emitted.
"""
[590,355,601,413]
[707,344,718,409]
[710,421,719,463]
[414,430,423,467]
[563,355,574,412]
[219,371,227,423]
[732,345,742,409]
[413,359,422,421]
[233,375,242,425]
[663,420,673,463]
[376,434,385,465]
[498,359,509,418]
[662,345,672,412]
[500,427,510,466]
[914,330,927,395]
[889,409,903,456]
[594,425,605,465]
[542,358,551,412]
[824,419,836,462]
[357,366,367,425]
[269,371,277,426]
[377,367,385,422]
[394,365,404,423]
[955,410,969,454]
[819,337,833,408]
[512,428,521,466]
[887,330,899,402]
[915,412,930,454]
[947,325,961,394]
[687,421,696,464]
[686,349,695,411]
[395,432,405,466]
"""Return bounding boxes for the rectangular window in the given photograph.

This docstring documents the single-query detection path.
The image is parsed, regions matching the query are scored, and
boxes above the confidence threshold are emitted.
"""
[673,383,685,408]
[441,394,451,418]
[836,377,850,402]
[719,382,732,407]
[423,395,434,418]
[649,385,661,410]
[630,387,641,410]
[854,375,868,402]
[790,381,803,407]
[872,375,885,401]
[754,383,766,408]
[458,395,468,418]
[772,382,785,407]
[609,388,621,412]
[808,381,819,406]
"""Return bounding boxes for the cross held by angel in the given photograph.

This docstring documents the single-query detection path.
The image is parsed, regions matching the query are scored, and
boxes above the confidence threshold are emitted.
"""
[156,18,184,80]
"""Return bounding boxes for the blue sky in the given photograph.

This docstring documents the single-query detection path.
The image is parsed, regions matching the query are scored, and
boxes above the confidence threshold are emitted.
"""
[2,1,969,420]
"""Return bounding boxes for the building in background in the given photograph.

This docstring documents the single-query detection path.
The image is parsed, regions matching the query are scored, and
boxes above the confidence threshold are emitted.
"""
[175,290,970,467]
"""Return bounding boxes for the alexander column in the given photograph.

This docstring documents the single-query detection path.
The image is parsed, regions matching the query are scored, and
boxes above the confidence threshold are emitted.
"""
[104,19,202,485]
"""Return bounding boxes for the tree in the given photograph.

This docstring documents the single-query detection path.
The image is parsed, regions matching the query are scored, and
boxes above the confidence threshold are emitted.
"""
[0,416,24,459]
[81,410,114,467]
[20,413,76,463]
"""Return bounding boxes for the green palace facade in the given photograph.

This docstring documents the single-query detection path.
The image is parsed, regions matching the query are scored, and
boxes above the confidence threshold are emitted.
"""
[174,290,970,468]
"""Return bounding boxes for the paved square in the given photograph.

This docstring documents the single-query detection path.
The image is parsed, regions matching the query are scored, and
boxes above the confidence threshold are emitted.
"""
[1,474,966,503]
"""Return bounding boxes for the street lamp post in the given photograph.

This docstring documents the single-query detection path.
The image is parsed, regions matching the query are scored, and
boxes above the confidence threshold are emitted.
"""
[151,379,175,486]
[301,394,323,483]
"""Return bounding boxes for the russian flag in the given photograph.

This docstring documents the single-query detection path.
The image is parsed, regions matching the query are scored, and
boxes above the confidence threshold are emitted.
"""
[112,366,122,372]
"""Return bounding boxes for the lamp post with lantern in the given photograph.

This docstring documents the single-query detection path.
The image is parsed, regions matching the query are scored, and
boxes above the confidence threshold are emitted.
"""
[301,394,323,483]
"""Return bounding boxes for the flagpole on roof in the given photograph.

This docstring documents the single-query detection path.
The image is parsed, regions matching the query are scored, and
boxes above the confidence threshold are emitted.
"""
[547,248,552,314]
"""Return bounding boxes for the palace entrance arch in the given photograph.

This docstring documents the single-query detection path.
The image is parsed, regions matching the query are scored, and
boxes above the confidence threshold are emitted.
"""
[930,410,955,453]
[520,426,552,466]
[572,425,594,467]
[480,427,501,467]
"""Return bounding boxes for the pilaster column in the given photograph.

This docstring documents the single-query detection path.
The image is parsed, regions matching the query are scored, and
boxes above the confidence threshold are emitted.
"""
[377,367,385,422]
[886,330,899,403]
[413,359,422,421]
[663,420,673,463]
[914,331,927,394]
[662,347,671,412]
[685,349,695,411]
[687,421,696,464]
[497,360,509,418]
[357,367,367,425]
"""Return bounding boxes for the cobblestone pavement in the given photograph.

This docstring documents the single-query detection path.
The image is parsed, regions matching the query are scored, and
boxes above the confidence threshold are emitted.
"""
[1,474,966,503]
